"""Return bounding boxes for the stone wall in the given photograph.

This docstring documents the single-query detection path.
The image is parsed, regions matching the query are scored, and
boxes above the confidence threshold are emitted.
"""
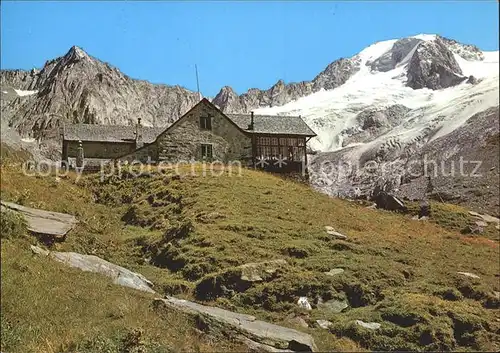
[64,141,135,159]
[156,100,252,164]
[117,143,158,163]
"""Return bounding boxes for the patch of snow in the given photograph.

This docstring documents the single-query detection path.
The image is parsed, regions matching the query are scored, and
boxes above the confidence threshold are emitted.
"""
[411,34,437,41]
[21,137,36,143]
[455,51,499,78]
[14,89,38,97]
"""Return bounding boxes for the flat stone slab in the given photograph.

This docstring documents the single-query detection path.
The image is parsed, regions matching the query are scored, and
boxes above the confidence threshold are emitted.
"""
[324,268,345,276]
[1,200,77,238]
[316,319,333,329]
[355,320,381,330]
[31,245,155,293]
[154,296,317,352]
[457,271,480,279]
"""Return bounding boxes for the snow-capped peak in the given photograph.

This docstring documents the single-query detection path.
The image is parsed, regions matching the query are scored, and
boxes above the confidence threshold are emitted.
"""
[255,35,499,153]
[411,33,437,41]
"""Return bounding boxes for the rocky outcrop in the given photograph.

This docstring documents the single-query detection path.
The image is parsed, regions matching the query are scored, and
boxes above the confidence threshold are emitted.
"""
[153,296,317,352]
[440,36,485,62]
[30,245,156,293]
[211,86,245,113]
[312,57,360,91]
[1,46,201,137]
[342,104,411,147]
[407,37,466,90]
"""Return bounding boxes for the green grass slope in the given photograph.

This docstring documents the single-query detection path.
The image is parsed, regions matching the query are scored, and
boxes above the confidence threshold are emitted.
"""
[1,160,499,351]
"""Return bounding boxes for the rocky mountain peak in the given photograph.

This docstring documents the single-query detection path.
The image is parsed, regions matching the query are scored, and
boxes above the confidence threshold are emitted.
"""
[212,86,242,112]
[58,45,93,69]
[66,46,88,59]
[406,36,466,89]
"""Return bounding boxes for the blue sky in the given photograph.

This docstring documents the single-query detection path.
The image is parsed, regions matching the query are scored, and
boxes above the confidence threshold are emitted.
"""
[1,1,498,96]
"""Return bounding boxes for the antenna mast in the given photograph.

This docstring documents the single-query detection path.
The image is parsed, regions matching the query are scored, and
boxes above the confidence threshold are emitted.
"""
[195,64,201,100]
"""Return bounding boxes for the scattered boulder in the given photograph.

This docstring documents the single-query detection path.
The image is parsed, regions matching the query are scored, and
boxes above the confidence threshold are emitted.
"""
[316,320,333,329]
[373,191,407,212]
[412,215,429,221]
[153,297,317,352]
[239,259,288,282]
[317,299,349,314]
[461,225,484,235]
[297,297,312,311]
[419,200,431,218]
[475,220,488,228]
[457,271,480,279]
[466,75,478,85]
[324,226,348,240]
[324,268,345,276]
[30,245,155,293]
[355,320,381,330]
[287,315,309,329]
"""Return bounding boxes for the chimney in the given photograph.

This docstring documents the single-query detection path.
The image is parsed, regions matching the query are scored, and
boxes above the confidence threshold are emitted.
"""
[76,140,84,168]
[136,118,143,148]
[248,112,254,130]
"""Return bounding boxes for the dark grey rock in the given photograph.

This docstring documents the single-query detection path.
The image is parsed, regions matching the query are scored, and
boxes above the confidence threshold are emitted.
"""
[467,75,478,84]
[406,37,466,90]
[370,38,422,72]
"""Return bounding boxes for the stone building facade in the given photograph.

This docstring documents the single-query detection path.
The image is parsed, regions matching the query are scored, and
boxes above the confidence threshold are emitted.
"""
[155,99,252,163]
[117,99,317,174]
[61,98,317,174]
[61,121,163,168]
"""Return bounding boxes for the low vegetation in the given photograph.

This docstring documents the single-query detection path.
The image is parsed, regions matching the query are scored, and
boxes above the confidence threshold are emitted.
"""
[1,156,499,351]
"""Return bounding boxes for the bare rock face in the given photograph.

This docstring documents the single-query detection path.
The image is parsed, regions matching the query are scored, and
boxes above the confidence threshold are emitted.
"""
[213,57,359,113]
[214,79,315,113]
[341,104,411,147]
[1,46,201,137]
[440,36,485,61]
[0,69,40,90]
[312,57,360,91]
[406,37,466,90]
[212,86,244,113]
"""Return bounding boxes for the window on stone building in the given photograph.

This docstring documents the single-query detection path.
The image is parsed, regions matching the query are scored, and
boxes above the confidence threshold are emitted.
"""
[201,144,213,160]
[200,115,212,130]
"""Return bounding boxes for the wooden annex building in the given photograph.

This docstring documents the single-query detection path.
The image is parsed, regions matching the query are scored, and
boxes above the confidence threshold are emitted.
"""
[61,99,317,174]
